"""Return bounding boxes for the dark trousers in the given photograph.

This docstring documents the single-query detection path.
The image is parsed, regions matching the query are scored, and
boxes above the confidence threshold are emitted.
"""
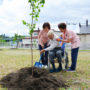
[39,43,48,65]
[71,47,79,70]
[49,48,62,70]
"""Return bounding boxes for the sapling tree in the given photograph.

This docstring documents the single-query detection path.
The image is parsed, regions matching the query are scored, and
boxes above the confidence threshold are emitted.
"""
[22,0,45,75]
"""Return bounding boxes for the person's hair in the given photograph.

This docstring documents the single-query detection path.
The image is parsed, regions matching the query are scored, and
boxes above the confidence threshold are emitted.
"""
[47,30,54,36]
[58,23,67,29]
[43,22,51,30]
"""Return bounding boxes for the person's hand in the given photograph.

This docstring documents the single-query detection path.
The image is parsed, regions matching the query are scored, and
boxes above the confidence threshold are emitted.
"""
[60,34,63,38]
[40,49,45,54]
[56,38,61,42]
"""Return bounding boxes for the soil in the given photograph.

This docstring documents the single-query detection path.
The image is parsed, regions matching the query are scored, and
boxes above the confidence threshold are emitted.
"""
[0,67,68,90]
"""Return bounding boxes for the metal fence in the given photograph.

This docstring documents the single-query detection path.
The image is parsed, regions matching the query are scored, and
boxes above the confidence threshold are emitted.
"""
[0,42,38,49]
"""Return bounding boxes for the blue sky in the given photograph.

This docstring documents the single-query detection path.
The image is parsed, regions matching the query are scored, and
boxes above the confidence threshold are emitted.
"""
[0,0,90,36]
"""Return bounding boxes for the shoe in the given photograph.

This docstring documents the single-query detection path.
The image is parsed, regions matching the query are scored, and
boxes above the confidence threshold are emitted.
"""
[66,69,76,72]
[42,65,44,68]
[44,65,48,69]
[62,69,67,71]
[56,67,62,72]
[68,67,71,69]
[49,69,56,73]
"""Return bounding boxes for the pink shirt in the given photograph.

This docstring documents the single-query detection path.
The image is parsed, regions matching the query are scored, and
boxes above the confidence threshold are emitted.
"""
[62,30,80,49]
[38,30,49,46]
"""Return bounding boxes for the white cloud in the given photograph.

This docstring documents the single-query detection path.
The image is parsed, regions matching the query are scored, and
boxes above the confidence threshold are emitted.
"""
[0,0,90,36]
[0,0,30,36]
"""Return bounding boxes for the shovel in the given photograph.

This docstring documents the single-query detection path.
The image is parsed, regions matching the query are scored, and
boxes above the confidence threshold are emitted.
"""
[34,54,43,68]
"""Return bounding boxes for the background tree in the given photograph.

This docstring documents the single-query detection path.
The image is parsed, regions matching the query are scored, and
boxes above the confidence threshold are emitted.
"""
[0,34,6,46]
[22,0,45,75]
[13,34,25,48]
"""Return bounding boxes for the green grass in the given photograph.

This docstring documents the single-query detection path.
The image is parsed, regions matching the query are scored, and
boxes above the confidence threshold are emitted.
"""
[0,49,90,89]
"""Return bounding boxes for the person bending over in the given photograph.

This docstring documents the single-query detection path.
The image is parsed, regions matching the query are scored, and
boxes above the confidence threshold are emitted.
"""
[38,22,51,66]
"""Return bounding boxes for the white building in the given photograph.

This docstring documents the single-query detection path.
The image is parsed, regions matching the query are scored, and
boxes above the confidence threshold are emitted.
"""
[21,29,40,49]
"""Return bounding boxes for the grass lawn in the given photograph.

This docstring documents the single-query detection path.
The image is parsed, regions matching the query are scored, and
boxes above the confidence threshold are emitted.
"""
[0,49,90,90]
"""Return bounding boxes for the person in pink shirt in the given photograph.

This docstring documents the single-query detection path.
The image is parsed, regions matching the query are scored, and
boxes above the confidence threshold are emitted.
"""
[38,22,51,66]
[56,23,80,72]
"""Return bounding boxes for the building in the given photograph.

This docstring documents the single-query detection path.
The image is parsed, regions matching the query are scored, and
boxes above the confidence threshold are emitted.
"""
[21,29,40,49]
[78,20,90,49]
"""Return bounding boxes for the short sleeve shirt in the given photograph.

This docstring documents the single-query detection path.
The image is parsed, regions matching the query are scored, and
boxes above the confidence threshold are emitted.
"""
[62,30,80,49]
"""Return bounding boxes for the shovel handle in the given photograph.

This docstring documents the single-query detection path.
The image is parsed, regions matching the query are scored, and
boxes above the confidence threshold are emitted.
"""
[39,53,43,62]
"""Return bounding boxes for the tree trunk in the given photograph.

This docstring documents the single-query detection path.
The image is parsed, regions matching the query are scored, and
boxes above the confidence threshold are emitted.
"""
[31,34,33,76]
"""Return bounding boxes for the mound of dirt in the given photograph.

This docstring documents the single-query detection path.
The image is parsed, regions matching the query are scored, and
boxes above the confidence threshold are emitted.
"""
[0,67,68,90]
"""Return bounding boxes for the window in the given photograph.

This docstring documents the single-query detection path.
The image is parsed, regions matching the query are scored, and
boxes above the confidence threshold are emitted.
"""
[33,32,38,36]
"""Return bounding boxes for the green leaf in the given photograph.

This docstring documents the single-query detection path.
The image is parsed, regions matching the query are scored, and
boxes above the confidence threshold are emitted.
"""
[28,0,31,3]
[38,9,40,12]
[43,0,45,3]
[27,23,31,27]
[35,13,39,18]
[34,0,37,3]
[33,15,35,18]
[36,6,39,9]
[22,20,27,25]
[29,28,34,35]
[29,13,34,16]
[40,0,45,4]
[35,18,38,21]
[41,5,44,7]
[33,24,36,29]
[33,9,35,12]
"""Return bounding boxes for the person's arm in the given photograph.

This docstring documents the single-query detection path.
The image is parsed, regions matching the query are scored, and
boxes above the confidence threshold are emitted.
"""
[44,41,58,51]
[56,31,73,43]
[56,38,72,43]
[62,31,73,43]
[59,36,63,47]
[62,38,72,43]
[47,40,51,46]
[40,41,58,54]
[60,34,63,38]
[60,42,63,47]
